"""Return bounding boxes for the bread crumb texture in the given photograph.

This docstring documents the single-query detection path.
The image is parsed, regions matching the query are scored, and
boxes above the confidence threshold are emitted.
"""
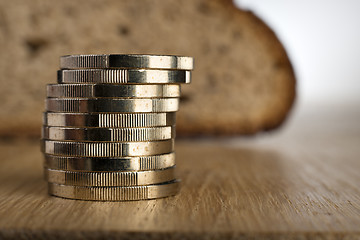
[0,0,295,136]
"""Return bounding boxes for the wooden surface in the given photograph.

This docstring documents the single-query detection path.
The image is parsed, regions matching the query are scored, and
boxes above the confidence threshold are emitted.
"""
[0,104,360,239]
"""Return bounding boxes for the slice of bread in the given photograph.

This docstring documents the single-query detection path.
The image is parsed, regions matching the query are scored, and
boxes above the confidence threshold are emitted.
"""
[0,0,295,137]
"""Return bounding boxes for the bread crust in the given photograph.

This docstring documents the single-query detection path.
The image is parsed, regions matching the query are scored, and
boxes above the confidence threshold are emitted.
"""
[176,0,296,136]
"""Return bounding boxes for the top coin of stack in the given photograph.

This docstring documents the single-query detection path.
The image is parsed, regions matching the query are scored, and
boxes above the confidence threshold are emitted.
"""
[41,54,194,201]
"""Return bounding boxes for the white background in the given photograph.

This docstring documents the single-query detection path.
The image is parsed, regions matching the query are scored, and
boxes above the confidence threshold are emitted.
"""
[234,0,360,107]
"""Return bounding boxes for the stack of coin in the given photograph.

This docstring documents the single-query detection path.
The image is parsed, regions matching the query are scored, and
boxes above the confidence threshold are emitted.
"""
[41,54,193,201]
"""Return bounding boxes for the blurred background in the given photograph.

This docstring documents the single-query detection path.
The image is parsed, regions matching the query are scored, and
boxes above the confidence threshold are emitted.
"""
[235,0,360,107]
[0,0,359,138]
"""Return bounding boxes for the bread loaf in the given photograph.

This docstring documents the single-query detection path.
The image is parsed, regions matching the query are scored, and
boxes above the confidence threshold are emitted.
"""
[0,0,295,137]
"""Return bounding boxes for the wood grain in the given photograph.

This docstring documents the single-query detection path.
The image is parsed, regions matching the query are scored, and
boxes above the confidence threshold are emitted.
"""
[0,105,359,239]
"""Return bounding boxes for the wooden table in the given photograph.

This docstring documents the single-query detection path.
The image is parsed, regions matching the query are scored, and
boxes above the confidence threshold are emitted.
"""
[0,104,359,239]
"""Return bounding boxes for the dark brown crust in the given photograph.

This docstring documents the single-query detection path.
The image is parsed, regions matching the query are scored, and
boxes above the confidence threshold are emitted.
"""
[176,0,296,136]
[243,11,296,134]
